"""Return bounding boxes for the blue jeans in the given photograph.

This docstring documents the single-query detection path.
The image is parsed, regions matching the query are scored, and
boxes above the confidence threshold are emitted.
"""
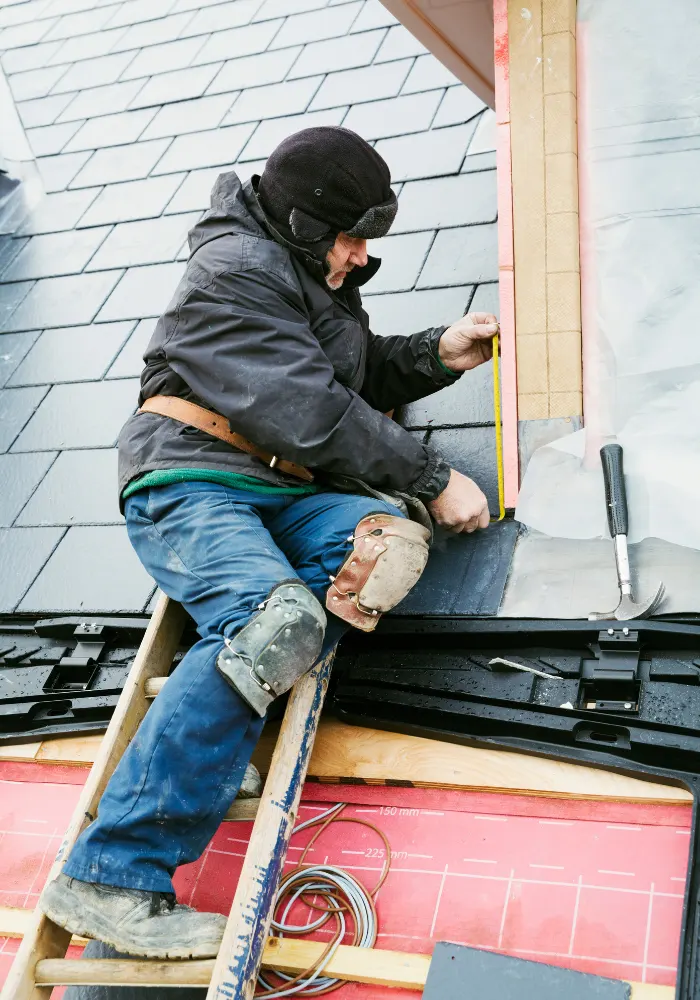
[64,482,399,893]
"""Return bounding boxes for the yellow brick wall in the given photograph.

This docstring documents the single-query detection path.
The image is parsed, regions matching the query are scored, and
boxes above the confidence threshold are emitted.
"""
[508,0,581,419]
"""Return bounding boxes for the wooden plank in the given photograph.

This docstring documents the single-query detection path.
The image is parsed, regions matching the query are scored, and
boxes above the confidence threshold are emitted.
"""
[31,953,674,998]
[251,720,693,806]
[1,719,691,806]
[207,651,335,1000]
[0,593,186,1000]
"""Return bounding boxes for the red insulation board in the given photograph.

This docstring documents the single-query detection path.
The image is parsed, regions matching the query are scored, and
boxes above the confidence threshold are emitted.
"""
[0,761,691,995]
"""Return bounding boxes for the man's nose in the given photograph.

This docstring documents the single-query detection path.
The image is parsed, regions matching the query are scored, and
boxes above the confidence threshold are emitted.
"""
[349,240,368,268]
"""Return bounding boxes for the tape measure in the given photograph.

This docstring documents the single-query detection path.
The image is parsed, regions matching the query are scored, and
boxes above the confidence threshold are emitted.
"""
[491,332,506,522]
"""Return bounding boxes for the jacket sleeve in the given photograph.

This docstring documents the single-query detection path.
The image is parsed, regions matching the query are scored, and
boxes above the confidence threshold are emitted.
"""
[360,326,462,412]
[164,263,451,501]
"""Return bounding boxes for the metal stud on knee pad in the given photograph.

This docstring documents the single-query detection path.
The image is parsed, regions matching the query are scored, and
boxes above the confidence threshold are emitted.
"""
[216,581,326,717]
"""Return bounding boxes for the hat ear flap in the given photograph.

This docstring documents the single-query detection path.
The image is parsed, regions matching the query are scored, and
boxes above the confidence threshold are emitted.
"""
[289,207,331,242]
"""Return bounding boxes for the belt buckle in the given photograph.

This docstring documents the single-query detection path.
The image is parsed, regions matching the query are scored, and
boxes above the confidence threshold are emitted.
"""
[269,456,279,469]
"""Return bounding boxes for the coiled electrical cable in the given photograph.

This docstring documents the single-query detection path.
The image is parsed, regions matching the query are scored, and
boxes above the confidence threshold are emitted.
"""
[255,802,392,998]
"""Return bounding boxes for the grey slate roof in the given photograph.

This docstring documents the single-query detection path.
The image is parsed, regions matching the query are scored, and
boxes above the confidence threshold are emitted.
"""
[0,0,498,614]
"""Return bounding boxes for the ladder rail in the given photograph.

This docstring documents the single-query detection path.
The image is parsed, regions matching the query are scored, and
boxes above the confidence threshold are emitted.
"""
[0,593,186,1000]
[206,650,334,1000]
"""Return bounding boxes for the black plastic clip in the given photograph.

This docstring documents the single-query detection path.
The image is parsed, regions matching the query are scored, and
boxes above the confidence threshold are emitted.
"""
[578,627,642,713]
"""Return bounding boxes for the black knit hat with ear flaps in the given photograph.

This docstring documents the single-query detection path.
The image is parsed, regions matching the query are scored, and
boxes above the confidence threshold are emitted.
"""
[258,126,397,243]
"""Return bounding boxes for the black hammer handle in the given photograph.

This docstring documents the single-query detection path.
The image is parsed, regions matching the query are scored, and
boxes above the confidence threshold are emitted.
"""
[600,443,628,537]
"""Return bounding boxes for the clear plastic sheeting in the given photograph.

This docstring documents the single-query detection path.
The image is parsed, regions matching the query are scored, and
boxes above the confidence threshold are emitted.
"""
[515,0,700,552]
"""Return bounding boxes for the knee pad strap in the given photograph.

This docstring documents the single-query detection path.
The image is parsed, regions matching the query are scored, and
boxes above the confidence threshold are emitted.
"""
[326,514,430,632]
[216,582,326,717]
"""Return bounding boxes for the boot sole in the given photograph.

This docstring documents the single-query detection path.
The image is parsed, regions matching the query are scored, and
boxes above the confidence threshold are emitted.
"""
[41,883,224,960]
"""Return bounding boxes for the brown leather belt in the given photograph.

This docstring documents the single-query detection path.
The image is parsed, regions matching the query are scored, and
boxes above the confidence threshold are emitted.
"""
[138,395,314,483]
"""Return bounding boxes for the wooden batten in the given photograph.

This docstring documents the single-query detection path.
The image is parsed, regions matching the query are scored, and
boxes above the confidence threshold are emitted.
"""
[508,0,582,421]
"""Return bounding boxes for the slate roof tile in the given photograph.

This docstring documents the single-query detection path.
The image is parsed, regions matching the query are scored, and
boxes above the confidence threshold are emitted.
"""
[0,526,65,613]
[36,150,92,192]
[130,62,224,110]
[393,170,497,233]
[51,50,139,94]
[16,524,154,612]
[11,377,139,451]
[253,0,327,21]
[47,27,129,64]
[270,3,361,49]
[7,322,134,386]
[433,85,485,128]
[240,106,346,160]
[309,58,411,110]
[0,385,50,452]
[139,94,236,140]
[349,0,398,33]
[375,121,477,183]
[401,53,460,94]
[207,47,302,95]
[1,39,65,75]
[9,64,70,102]
[0,18,59,50]
[362,230,434,294]
[162,159,265,213]
[189,19,281,66]
[0,452,57,528]
[3,270,124,332]
[15,448,121,526]
[468,108,496,154]
[223,76,322,124]
[85,212,200,270]
[341,89,442,140]
[26,119,84,156]
[400,359,494,428]
[462,150,496,174]
[57,79,148,122]
[95,262,185,321]
[111,17,197,54]
[150,122,255,173]
[77,174,186,227]
[287,28,385,79]
[63,108,158,151]
[0,280,35,329]
[106,0,182,30]
[470,281,500,316]
[106,317,157,378]
[0,330,41,388]
[182,0,261,35]
[69,139,173,187]
[429,425,499,509]
[0,1,53,31]
[363,285,473,338]
[41,5,119,42]
[120,35,210,80]
[15,188,101,235]
[16,92,77,129]
[417,222,499,288]
[374,23,426,63]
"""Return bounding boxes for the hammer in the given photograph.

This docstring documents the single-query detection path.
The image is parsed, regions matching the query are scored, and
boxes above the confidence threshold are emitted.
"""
[588,443,665,621]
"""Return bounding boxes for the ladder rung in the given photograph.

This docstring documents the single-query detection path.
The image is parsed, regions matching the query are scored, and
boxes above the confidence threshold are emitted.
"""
[34,940,432,991]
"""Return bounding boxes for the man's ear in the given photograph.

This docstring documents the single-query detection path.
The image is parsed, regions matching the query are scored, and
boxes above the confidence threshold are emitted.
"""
[289,207,331,242]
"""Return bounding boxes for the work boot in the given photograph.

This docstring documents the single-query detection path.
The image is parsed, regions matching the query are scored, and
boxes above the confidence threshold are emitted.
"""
[238,762,262,799]
[40,874,226,959]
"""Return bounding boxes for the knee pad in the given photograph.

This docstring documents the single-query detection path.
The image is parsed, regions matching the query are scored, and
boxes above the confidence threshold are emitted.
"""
[216,582,326,717]
[326,514,430,632]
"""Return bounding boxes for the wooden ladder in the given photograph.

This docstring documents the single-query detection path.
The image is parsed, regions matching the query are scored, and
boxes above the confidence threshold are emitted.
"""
[0,593,334,1000]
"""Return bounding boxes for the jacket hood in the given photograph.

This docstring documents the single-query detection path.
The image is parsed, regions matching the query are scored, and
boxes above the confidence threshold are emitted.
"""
[188,170,381,289]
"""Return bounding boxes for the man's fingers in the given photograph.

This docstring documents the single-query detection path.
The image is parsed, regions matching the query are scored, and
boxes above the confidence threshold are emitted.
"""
[469,322,500,340]
[478,505,491,529]
[467,312,498,326]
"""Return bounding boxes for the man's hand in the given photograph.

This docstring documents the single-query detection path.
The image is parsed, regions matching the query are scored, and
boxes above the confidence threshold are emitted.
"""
[438,312,499,373]
[427,469,490,533]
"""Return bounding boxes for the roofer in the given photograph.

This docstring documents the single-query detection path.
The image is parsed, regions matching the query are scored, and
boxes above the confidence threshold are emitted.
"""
[39,127,498,959]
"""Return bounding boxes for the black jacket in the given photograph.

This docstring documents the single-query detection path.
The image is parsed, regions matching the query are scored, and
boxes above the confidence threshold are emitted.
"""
[117,172,458,504]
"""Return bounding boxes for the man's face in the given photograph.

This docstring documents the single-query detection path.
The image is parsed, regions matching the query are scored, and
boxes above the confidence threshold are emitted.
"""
[325,233,369,289]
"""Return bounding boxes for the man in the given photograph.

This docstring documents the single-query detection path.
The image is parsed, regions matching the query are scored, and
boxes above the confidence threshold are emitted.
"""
[40,127,498,959]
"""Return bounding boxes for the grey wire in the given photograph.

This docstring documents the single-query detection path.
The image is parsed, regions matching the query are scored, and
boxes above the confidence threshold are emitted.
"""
[259,811,377,998]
